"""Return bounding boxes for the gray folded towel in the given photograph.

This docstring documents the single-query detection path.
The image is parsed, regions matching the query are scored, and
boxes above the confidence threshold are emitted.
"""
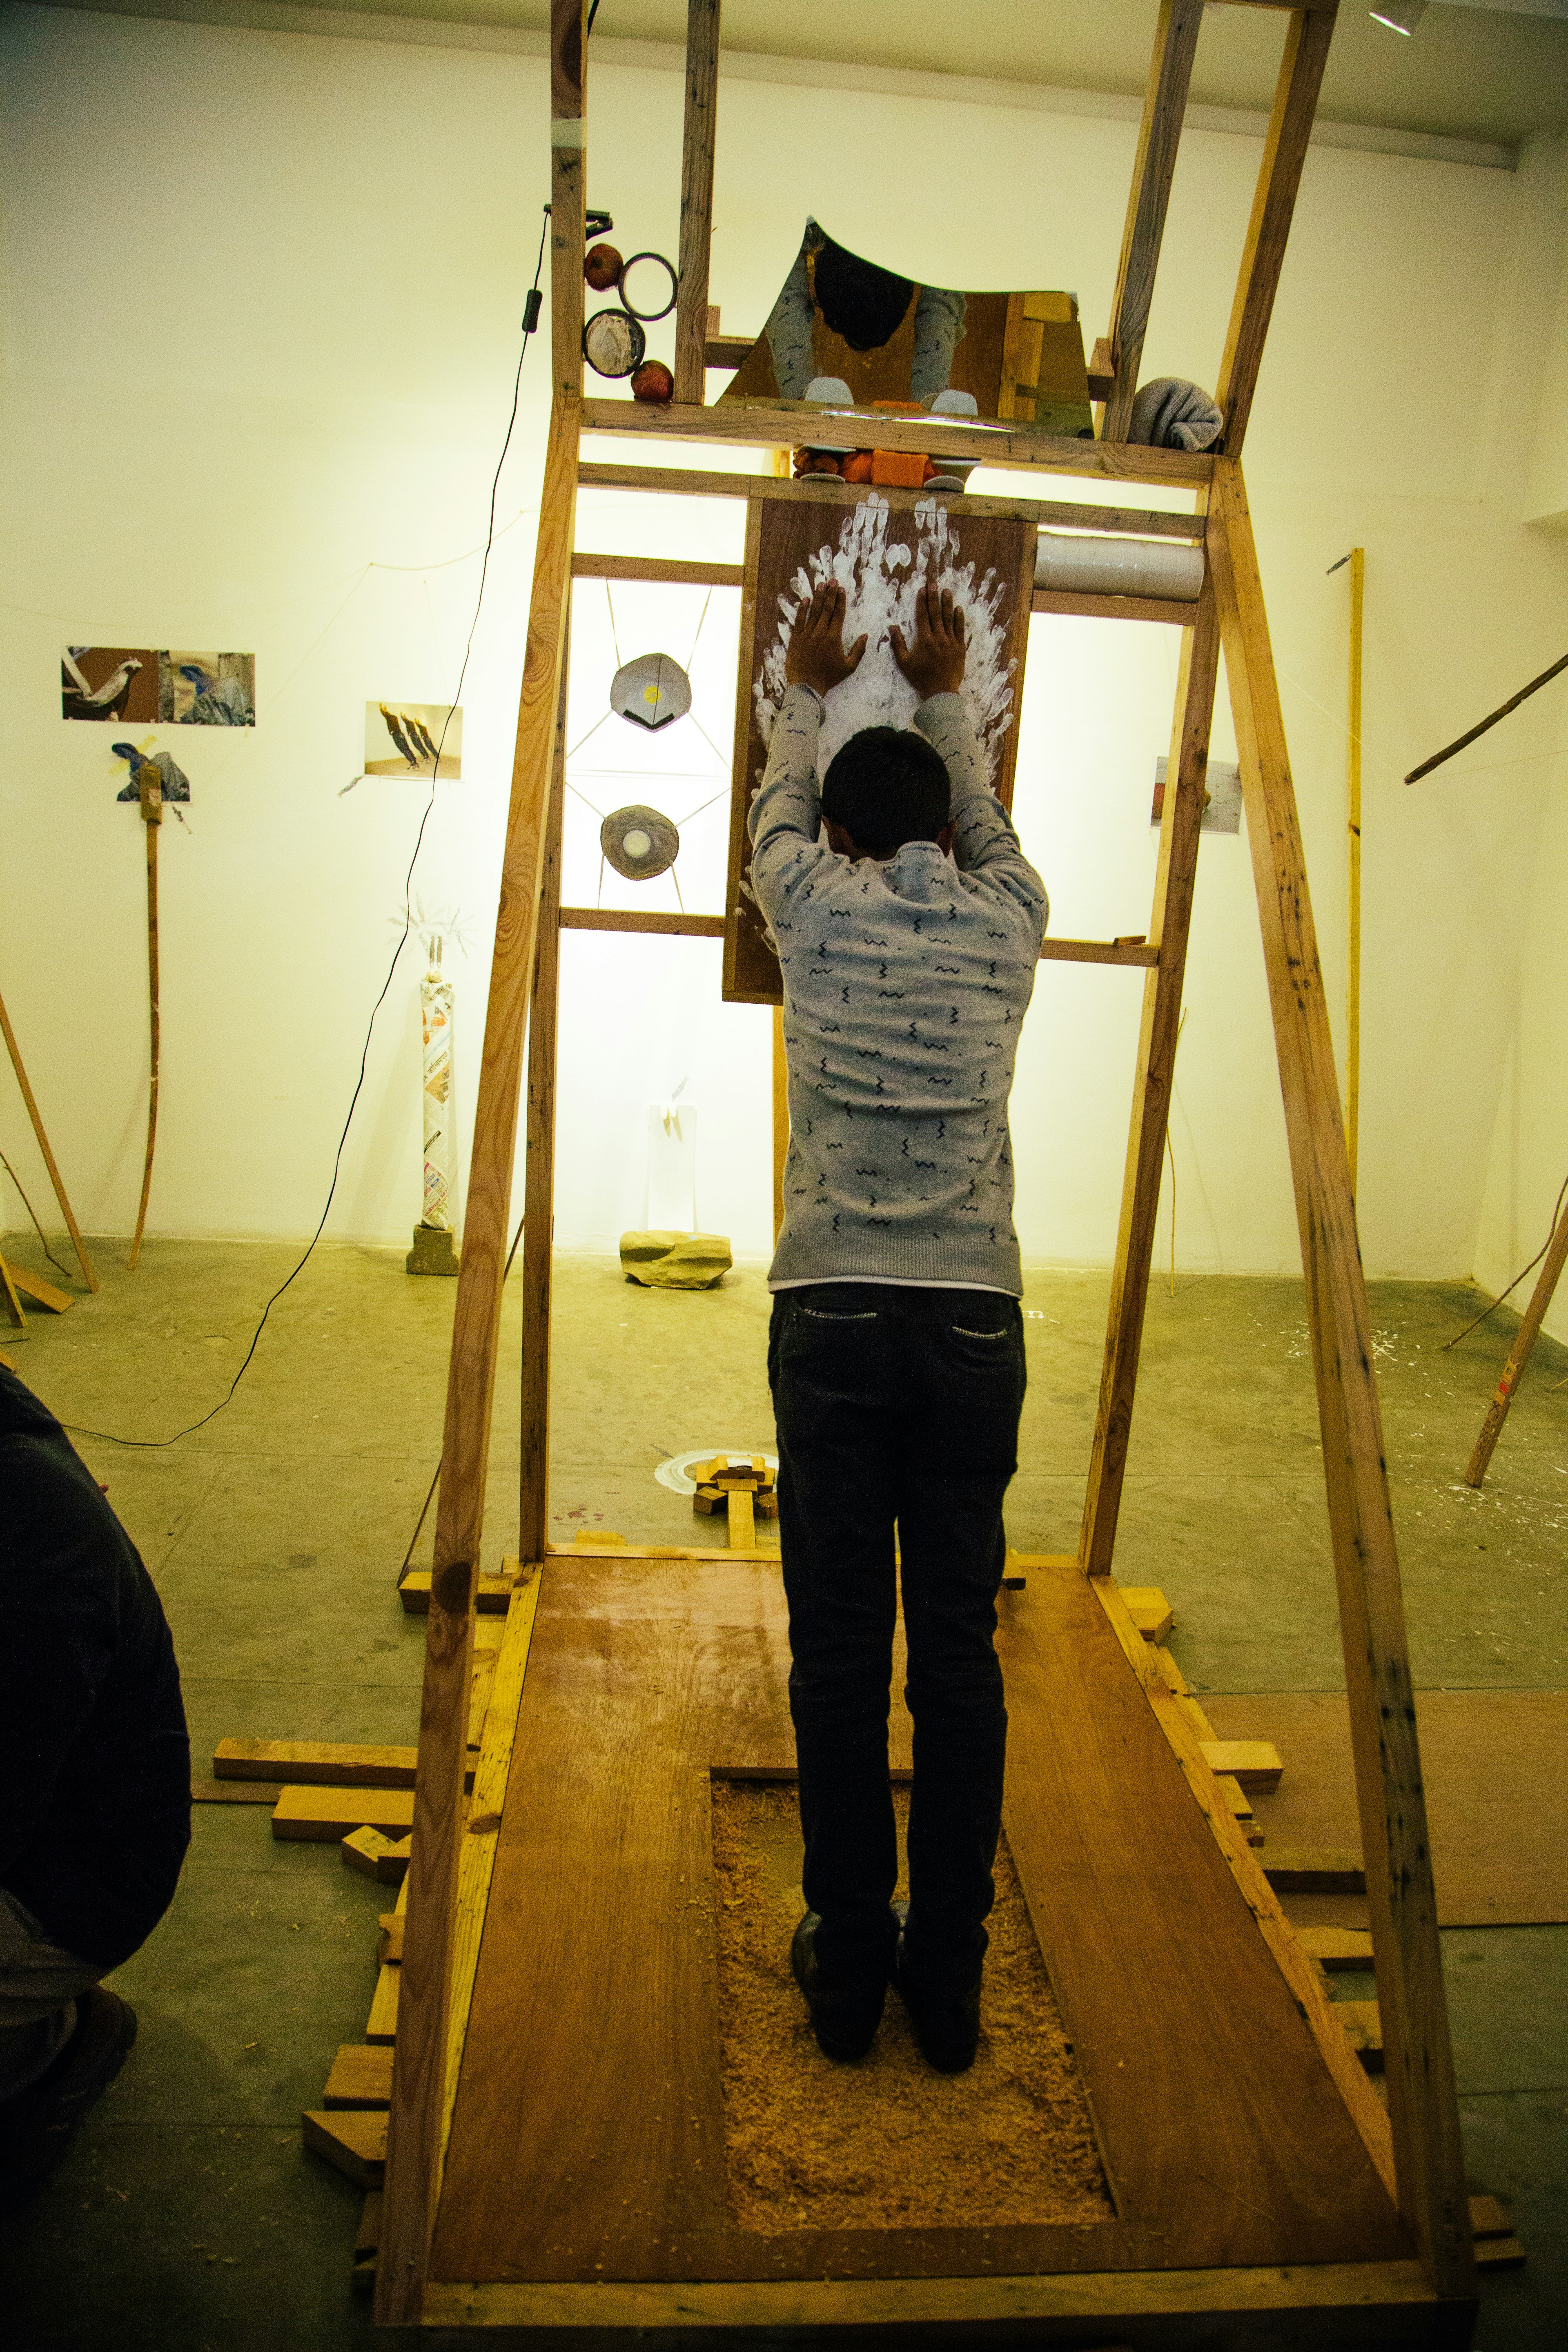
[1129,376,1224,452]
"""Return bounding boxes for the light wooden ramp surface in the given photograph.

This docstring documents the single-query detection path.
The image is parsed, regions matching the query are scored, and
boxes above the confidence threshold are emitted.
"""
[430,1556,1408,2290]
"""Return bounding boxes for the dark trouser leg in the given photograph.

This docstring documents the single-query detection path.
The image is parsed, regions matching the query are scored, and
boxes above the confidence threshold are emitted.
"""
[769,1289,899,1989]
[895,1291,1026,1993]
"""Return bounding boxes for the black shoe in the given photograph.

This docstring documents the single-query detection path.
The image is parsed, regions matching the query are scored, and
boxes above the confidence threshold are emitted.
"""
[791,1912,891,2062]
[892,1909,982,2074]
[0,1987,138,2212]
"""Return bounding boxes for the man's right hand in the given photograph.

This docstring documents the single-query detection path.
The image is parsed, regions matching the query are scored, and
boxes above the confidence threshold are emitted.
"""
[891,583,967,701]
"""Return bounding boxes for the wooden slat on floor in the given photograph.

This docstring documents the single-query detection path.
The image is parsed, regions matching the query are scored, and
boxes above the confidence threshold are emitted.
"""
[431,1558,1408,2287]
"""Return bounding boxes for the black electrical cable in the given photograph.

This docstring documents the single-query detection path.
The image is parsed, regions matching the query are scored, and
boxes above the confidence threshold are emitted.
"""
[67,209,552,1452]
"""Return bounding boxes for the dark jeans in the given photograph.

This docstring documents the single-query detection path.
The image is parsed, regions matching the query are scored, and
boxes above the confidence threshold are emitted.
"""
[767,1283,1027,1996]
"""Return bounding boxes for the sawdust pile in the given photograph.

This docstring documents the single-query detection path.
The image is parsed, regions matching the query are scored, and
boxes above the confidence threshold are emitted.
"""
[710,1780,1113,2232]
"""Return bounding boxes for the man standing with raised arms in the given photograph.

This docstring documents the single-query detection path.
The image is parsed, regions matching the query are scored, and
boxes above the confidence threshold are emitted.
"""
[748,576,1047,2074]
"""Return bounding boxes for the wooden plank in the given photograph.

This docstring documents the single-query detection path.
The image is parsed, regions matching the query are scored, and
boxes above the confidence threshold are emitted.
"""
[189,1777,281,1805]
[725,1485,754,1550]
[367,1965,400,2045]
[356,2189,384,2262]
[519,672,566,1564]
[1468,2193,1512,2239]
[673,0,719,405]
[1080,584,1219,1577]
[1089,1575,1399,2208]
[440,1572,544,2161]
[579,459,1207,536]
[1208,457,1472,2299]
[303,2109,385,2191]
[1214,7,1338,460]
[1200,1737,1285,1792]
[1263,1849,1368,1895]
[559,907,726,939]
[4,1263,73,1313]
[570,552,742,586]
[423,2262,1441,2333]
[548,0,586,401]
[398,1566,517,1615]
[1464,1196,1568,1485]
[215,1738,418,1789]
[704,334,754,370]
[325,2043,394,2109]
[1300,1925,1375,1971]
[1345,545,1363,1190]
[272,1787,415,1842]
[0,987,98,1292]
[580,396,1216,488]
[1100,0,1205,442]
[1039,938,1159,969]
[378,1912,405,1965]
[1032,586,1197,626]
[1119,1585,1174,1640]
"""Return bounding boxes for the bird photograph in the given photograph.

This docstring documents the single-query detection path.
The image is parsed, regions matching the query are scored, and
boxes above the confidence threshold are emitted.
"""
[162,650,255,725]
[361,698,463,780]
[61,646,156,723]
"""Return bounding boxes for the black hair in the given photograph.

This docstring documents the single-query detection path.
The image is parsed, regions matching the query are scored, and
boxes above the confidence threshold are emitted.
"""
[821,726,951,856]
[812,235,914,353]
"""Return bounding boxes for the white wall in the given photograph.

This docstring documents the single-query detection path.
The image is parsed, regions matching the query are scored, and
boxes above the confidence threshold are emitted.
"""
[3,4,1565,1278]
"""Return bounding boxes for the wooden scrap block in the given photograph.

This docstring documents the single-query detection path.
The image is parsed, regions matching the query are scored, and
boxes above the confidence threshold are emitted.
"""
[399,1566,516,1616]
[376,1912,404,1966]
[1262,1848,1365,1895]
[273,1787,415,1843]
[755,1490,779,1520]
[1119,1587,1174,1642]
[1474,2234,1527,2269]
[342,1828,411,1885]
[1468,2194,1525,2266]
[302,2109,385,2189]
[1336,1998,1383,2071]
[215,1738,419,1791]
[1199,1738,1283,1793]
[324,2043,394,2109]
[1469,2193,1512,2239]
[571,1528,626,1545]
[365,1964,399,2045]
[692,1485,724,1515]
[1297,1926,1374,1972]
[190,1777,282,1805]
[713,1467,760,1490]
[355,2188,383,2261]
[727,1488,755,1550]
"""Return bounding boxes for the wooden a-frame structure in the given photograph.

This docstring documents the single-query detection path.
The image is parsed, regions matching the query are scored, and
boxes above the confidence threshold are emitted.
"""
[376,3,1477,2339]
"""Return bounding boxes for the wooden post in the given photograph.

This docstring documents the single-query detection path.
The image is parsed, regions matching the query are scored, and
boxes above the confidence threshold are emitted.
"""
[1080,579,1220,1575]
[1346,545,1363,1192]
[771,1004,787,1242]
[673,0,720,406]
[518,666,567,1564]
[1098,0,1205,443]
[1207,456,1472,2301]
[1213,7,1336,461]
[1464,1198,1568,1488]
[376,9,586,2325]
[129,768,163,1272]
[0,990,97,1292]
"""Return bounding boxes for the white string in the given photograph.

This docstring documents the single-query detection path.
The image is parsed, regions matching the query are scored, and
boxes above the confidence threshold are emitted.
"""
[605,579,623,669]
[685,586,714,670]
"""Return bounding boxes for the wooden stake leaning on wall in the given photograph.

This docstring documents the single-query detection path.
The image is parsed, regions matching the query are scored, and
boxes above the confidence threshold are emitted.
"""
[375,1,586,2325]
[1345,546,1363,1191]
[519,662,568,1565]
[1207,456,1472,2302]
[1080,571,1219,1577]
[1464,1196,1568,1489]
[673,0,719,406]
[1096,0,1205,442]
[129,764,163,1271]
[0,991,97,1292]
[1213,7,1336,463]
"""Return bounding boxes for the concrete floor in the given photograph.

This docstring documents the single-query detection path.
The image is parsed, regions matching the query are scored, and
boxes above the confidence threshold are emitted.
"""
[0,1236,1564,2349]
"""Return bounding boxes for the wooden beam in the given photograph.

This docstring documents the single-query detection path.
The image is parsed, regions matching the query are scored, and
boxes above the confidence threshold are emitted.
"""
[1214,7,1337,459]
[1346,546,1363,1190]
[579,460,1207,536]
[1206,456,1471,2301]
[519,676,566,1564]
[1032,587,1198,626]
[581,397,1216,488]
[673,0,719,405]
[376,28,584,2296]
[1080,579,1220,1577]
[549,0,586,399]
[1100,0,1205,442]
[215,1738,418,1789]
[1039,938,1159,967]
[570,552,742,586]
[559,907,726,938]
[0,989,96,1292]
[1463,1196,1568,1487]
[272,1787,415,1842]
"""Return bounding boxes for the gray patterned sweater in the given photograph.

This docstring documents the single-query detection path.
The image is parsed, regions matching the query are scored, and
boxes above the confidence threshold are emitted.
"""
[750,684,1047,1294]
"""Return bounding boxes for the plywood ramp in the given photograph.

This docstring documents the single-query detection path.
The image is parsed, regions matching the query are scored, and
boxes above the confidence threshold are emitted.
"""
[429,1555,1419,2328]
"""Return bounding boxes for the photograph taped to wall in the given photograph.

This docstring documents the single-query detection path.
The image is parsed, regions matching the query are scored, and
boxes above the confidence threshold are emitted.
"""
[1152,753,1242,834]
[724,488,1036,1005]
[718,219,1092,436]
[162,651,254,726]
[364,700,462,779]
[61,646,159,724]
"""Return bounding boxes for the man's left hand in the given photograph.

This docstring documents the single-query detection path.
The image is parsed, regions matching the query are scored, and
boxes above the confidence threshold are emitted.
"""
[786,581,867,697]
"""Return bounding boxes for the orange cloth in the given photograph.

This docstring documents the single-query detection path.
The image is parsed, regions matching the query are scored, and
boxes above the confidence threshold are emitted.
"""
[870,449,929,488]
